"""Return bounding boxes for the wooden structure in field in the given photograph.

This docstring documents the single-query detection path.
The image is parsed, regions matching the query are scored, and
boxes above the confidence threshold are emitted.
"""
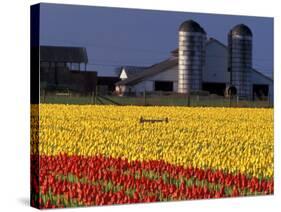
[40,45,97,93]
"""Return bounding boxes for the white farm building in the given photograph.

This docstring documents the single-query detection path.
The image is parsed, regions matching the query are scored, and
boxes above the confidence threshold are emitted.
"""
[115,20,273,101]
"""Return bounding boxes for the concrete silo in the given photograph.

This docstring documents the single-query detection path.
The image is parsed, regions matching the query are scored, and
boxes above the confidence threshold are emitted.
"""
[228,24,252,99]
[178,20,206,94]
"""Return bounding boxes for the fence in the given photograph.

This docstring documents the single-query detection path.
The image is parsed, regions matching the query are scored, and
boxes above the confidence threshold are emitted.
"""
[40,89,273,108]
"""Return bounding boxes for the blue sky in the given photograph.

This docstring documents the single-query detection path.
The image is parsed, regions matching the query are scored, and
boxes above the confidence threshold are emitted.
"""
[39,3,273,77]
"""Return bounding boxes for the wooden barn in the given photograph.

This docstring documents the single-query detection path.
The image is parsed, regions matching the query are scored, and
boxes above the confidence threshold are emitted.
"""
[40,45,97,93]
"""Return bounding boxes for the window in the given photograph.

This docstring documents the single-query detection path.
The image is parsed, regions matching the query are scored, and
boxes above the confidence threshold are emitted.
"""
[154,81,173,92]
[202,82,226,96]
[253,84,269,100]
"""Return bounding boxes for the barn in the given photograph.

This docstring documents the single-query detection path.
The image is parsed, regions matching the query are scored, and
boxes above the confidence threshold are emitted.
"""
[40,45,97,93]
[115,20,273,101]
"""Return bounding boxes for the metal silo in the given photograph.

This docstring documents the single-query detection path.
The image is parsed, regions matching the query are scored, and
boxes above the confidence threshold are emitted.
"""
[178,20,206,94]
[228,24,252,99]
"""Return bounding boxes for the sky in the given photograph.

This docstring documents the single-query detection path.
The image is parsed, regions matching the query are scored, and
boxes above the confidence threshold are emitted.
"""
[39,3,273,77]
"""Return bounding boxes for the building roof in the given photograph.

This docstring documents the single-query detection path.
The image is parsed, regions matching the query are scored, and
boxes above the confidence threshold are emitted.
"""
[251,68,273,82]
[116,58,178,86]
[179,20,206,34]
[120,66,148,78]
[40,45,88,63]
[230,24,252,37]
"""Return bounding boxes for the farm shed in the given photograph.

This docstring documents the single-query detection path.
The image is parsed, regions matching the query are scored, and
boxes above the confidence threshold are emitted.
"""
[40,45,97,93]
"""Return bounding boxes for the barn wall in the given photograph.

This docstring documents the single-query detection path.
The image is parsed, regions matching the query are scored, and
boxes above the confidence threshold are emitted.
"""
[133,66,178,94]
[134,81,154,93]
[203,41,229,83]
[40,62,97,93]
[69,71,97,93]
[148,66,178,81]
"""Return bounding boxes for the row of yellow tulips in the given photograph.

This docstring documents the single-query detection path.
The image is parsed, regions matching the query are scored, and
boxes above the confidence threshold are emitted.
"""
[31,104,273,178]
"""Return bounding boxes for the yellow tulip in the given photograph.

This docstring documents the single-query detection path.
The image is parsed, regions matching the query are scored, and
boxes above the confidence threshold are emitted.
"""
[31,104,273,179]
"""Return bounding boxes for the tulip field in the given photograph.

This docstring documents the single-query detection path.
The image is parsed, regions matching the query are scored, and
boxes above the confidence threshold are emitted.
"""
[31,104,273,208]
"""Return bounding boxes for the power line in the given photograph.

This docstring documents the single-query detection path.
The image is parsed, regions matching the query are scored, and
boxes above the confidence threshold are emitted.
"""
[86,55,274,66]
[41,39,273,75]
[86,58,273,72]
[41,39,171,56]
[41,39,274,61]
[86,62,273,74]
[86,57,166,65]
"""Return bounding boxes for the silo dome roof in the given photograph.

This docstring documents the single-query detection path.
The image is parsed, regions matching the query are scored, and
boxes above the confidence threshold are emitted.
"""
[179,20,206,34]
[231,24,252,36]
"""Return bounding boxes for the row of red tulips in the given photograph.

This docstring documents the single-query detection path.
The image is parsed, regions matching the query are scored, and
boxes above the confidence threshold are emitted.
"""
[31,154,273,208]
[39,175,216,208]
[38,154,273,193]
